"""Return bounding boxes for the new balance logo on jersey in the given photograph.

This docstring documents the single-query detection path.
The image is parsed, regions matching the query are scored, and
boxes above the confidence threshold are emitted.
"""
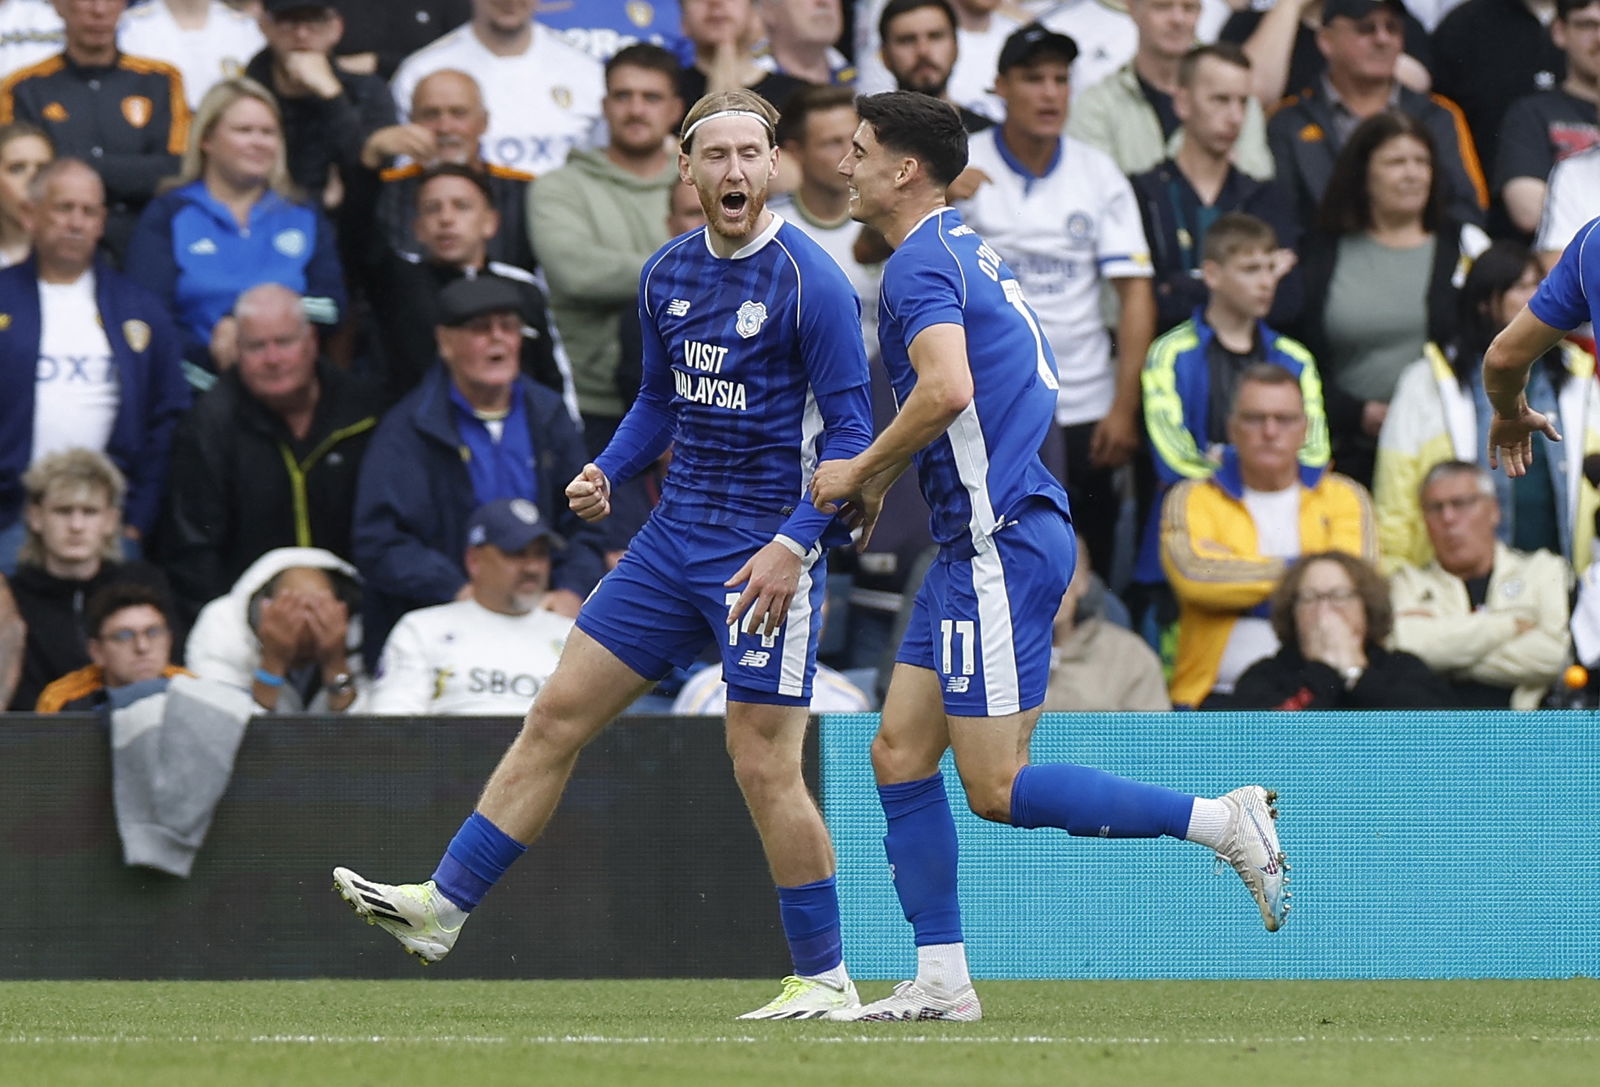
[666,298,691,317]
[738,650,771,669]
[945,676,970,694]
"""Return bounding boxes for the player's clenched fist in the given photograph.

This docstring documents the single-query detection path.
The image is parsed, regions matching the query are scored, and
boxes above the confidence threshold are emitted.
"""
[566,463,612,521]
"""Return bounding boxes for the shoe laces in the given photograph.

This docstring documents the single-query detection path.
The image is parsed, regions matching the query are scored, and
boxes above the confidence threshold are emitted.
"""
[767,975,816,1007]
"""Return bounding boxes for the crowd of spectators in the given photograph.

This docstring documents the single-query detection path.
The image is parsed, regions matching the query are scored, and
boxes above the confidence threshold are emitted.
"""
[4,0,1600,717]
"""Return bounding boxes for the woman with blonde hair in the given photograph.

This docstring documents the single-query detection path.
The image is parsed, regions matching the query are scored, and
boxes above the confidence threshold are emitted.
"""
[0,121,51,267]
[125,78,344,387]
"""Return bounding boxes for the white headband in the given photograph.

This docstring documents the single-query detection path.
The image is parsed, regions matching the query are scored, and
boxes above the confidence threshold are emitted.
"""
[682,108,775,146]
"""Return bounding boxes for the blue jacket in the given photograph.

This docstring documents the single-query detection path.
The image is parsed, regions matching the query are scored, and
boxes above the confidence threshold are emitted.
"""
[123,180,345,376]
[352,365,604,652]
[0,256,191,534]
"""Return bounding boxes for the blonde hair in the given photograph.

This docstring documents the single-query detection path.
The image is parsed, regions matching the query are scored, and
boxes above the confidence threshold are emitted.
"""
[679,89,780,153]
[166,78,300,200]
[19,448,127,567]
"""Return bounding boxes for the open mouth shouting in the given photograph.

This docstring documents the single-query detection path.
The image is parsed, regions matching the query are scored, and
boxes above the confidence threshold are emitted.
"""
[720,190,750,222]
[704,185,764,239]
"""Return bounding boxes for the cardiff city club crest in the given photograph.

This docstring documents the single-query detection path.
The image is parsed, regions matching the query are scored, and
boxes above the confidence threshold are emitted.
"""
[735,300,768,339]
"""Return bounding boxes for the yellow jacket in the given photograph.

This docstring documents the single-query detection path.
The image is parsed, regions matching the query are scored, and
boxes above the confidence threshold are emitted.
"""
[1373,342,1600,573]
[1161,457,1377,706]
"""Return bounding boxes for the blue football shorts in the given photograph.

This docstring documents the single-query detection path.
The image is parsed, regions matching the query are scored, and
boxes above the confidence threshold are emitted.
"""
[576,513,826,706]
[896,502,1075,716]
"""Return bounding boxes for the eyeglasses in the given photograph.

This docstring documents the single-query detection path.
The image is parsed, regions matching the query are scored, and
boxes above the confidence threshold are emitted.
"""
[1295,588,1359,608]
[100,624,168,645]
[1420,494,1485,517]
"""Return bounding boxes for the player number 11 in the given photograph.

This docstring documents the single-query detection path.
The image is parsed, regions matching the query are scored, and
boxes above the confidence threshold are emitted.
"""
[940,619,976,677]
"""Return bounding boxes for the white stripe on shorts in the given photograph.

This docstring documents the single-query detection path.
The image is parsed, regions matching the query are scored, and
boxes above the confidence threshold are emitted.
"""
[778,558,818,698]
[971,544,1020,715]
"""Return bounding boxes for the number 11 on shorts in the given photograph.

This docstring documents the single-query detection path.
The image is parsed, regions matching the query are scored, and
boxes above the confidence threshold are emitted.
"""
[941,619,976,676]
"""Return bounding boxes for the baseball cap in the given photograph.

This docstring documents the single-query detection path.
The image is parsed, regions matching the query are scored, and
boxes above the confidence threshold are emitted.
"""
[466,498,560,552]
[1321,0,1406,24]
[437,275,526,327]
[997,23,1079,74]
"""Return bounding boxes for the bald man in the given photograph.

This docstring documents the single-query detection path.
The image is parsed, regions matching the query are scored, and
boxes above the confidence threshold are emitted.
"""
[160,283,384,619]
[356,68,536,271]
[0,158,189,567]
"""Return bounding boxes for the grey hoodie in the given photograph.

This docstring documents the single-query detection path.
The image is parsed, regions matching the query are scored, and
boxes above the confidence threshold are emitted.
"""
[530,146,680,418]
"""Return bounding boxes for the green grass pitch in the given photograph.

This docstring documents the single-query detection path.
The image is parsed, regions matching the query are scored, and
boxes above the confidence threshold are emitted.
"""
[2,979,1597,1086]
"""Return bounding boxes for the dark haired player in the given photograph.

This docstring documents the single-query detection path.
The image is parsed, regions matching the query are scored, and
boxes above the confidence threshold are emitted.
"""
[813,90,1290,1022]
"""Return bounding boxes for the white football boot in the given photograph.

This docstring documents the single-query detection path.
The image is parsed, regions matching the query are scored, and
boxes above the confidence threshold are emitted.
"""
[827,979,983,1022]
[1215,786,1290,931]
[332,866,466,963]
[737,975,862,1020]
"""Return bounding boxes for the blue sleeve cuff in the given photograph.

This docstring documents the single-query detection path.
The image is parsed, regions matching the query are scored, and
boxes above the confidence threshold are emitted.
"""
[777,503,833,554]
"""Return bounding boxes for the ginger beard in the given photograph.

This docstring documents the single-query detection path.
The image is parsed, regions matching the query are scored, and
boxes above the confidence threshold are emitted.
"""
[683,115,777,242]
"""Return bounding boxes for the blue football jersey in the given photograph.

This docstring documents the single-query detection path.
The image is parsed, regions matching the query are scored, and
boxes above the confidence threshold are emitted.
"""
[607,213,873,548]
[877,206,1072,551]
[1530,216,1600,333]
[540,2,687,63]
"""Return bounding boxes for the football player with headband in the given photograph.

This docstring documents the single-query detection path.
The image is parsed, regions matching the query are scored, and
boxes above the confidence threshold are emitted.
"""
[334,88,877,1021]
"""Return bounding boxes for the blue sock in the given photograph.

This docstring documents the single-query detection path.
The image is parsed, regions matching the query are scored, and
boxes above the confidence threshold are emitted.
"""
[430,811,527,911]
[1009,763,1194,839]
[776,876,844,976]
[879,774,962,946]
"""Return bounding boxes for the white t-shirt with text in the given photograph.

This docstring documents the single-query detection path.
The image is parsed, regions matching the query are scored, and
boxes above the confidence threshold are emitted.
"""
[368,597,574,715]
[32,272,119,465]
[389,21,603,175]
[957,128,1152,426]
[0,0,63,81]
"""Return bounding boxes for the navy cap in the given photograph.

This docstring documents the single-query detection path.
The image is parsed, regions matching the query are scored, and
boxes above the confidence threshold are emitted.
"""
[437,275,526,327]
[1321,0,1406,24]
[466,499,560,553]
[997,23,1079,74]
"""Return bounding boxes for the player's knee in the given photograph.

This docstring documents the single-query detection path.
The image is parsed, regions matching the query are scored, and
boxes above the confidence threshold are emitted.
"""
[516,699,592,760]
[960,777,1015,825]
[728,743,802,805]
[871,730,939,782]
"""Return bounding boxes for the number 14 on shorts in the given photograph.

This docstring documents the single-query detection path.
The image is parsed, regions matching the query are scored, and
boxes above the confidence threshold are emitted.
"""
[725,591,780,648]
